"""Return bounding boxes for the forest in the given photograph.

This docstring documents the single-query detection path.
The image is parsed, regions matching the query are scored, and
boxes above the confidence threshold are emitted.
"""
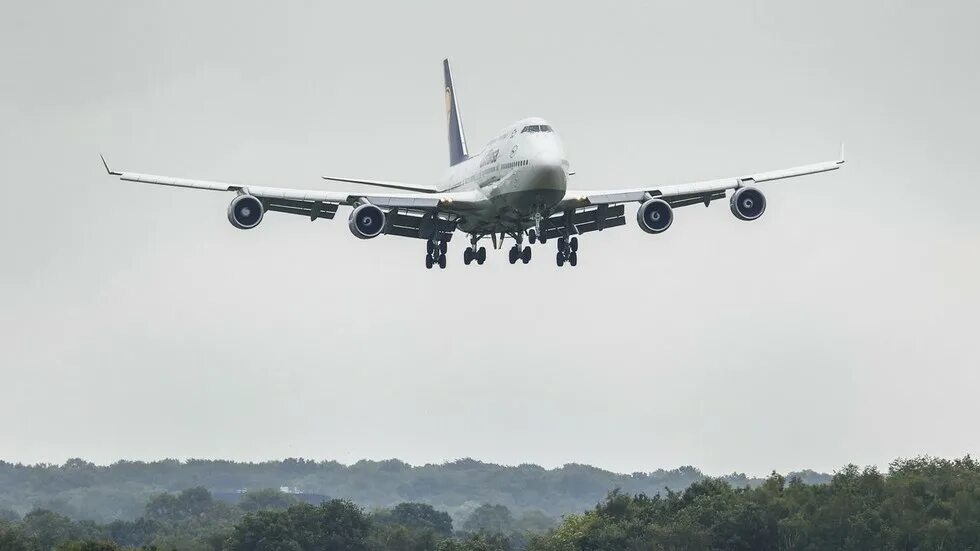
[0,456,977,550]
[0,458,830,524]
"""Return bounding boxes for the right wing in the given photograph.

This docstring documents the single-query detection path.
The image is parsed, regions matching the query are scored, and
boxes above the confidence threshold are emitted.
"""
[102,156,483,240]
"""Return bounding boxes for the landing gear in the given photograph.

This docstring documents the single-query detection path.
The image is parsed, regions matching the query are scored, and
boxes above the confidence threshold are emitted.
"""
[528,229,537,244]
[509,245,532,265]
[556,236,579,268]
[425,240,447,270]
[463,236,486,266]
[463,245,487,266]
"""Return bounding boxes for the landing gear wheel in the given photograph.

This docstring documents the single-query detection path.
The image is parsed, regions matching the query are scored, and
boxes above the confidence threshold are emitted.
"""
[556,251,565,267]
[439,241,448,255]
[425,255,434,269]
[427,240,435,255]
[568,251,578,267]
[558,237,568,254]
[464,248,473,265]
[438,253,447,269]
[528,229,537,244]
[508,246,519,265]
[570,237,579,252]
[477,246,486,264]
[539,235,547,244]
[521,246,532,264]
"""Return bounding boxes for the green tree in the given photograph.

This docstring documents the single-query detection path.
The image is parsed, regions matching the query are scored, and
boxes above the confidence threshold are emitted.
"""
[382,503,453,537]
[144,487,214,523]
[462,505,514,535]
[437,533,512,551]
[226,500,371,551]
[239,489,299,513]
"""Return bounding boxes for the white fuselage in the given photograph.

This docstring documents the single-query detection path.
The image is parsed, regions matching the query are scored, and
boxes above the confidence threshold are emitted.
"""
[440,117,569,234]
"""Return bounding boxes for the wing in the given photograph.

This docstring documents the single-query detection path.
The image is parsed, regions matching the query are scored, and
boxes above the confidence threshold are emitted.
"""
[102,156,483,241]
[556,146,845,212]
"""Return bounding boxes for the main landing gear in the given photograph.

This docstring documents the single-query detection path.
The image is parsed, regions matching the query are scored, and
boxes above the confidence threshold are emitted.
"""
[508,232,532,265]
[463,236,487,266]
[425,240,447,270]
[509,244,531,264]
[556,236,579,267]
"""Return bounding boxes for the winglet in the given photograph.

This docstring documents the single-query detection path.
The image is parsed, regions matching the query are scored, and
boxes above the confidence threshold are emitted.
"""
[837,143,846,165]
[101,154,122,175]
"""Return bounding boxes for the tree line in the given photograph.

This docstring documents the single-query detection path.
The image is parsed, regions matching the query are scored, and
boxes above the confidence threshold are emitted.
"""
[0,457,829,524]
[1,456,977,550]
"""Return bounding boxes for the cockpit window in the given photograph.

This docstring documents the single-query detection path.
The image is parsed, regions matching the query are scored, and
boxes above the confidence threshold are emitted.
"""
[521,125,553,133]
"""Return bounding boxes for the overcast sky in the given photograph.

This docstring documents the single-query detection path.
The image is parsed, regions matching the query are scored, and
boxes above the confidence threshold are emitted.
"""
[1,1,978,477]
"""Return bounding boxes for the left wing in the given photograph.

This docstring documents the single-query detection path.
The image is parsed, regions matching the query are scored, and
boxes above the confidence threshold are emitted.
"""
[557,146,845,212]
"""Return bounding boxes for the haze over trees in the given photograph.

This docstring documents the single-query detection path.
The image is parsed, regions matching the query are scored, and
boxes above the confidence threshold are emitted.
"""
[0,456,977,550]
[0,458,827,524]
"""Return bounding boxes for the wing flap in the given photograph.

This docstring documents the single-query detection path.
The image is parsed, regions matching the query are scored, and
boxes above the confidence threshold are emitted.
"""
[541,204,625,239]
[385,211,456,241]
[263,199,339,220]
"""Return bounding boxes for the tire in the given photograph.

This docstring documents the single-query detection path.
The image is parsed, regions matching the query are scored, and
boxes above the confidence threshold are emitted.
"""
[556,251,565,267]
[558,237,568,254]
[522,246,532,264]
[464,248,473,265]
[477,247,486,264]
[440,241,448,255]
[568,251,578,267]
[508,246,518,264]
[438,253,447,269]
[570,237,579,252]
[426,240,435,255]
[528,230,537,244]
[425,255,434,269]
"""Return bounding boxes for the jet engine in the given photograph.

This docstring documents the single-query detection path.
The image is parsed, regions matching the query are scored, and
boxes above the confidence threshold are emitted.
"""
[636,198,673,234]
[348,204,386,239]
[730,187,766,221]
[227,195,264,229]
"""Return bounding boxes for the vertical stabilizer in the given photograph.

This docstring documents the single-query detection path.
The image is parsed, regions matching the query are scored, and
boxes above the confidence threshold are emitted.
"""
[443,59,468,166]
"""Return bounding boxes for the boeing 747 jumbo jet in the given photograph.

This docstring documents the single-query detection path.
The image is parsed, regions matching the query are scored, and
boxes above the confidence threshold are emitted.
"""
[103,59,844,269]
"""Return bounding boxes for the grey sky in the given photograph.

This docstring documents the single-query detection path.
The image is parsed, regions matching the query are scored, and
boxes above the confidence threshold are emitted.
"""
[1,1,978,477]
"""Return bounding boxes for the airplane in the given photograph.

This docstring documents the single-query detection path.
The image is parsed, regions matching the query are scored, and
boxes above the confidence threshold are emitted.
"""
[103,59,844,270]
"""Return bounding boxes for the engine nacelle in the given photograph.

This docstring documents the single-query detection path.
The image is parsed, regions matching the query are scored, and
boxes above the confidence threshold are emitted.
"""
[730,187,766,221]
[636,198,673,234]
[227,195,264,229]
[348,204,386,239]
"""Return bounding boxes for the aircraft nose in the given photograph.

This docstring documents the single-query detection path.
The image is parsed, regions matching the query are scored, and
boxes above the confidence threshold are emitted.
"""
[532,152,565,171]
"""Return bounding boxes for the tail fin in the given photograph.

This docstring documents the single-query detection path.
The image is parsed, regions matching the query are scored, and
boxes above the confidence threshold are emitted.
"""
[443,59,468,166]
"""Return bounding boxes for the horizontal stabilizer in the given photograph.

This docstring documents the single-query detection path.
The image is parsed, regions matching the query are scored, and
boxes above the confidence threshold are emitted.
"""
[322,176,441,194]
